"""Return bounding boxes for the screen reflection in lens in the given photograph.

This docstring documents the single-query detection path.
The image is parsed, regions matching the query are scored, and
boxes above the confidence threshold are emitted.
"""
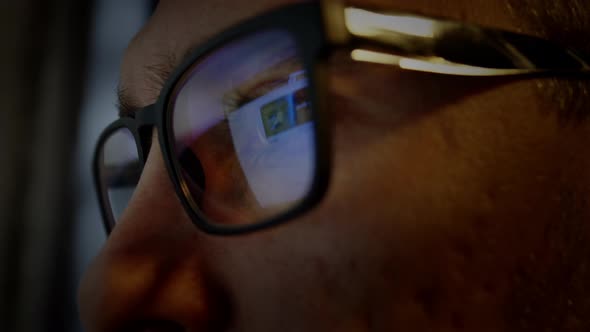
[171,30,316,226]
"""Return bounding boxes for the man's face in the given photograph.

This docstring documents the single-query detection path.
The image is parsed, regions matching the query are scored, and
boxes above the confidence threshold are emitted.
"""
[79,0,590,331]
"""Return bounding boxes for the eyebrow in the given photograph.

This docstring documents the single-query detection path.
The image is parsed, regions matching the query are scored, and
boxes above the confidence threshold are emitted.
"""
[116,86,143,118]
[116,49,192,118]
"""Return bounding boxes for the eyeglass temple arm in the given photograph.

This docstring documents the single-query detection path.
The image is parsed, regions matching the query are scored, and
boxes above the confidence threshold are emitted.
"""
[322,1,590,77]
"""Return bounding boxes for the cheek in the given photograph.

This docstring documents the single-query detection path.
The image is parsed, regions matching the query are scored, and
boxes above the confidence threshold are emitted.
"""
[299,81,579,329]
[191,77,585,331]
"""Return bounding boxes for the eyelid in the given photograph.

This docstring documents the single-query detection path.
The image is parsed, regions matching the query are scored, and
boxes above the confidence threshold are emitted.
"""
[223,78,290,111]
[222,57,304,112]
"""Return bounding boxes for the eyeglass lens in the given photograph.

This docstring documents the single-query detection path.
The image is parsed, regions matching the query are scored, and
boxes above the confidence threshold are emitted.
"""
[97,127,142,227]
[170,29,317,226]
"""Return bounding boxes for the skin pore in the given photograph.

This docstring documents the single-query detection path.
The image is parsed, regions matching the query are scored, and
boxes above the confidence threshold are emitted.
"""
[78,0,590,331]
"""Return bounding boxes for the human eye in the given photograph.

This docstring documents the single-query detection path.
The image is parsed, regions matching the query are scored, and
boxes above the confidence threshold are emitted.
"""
[175,60,311,220]
[170,30,316,225]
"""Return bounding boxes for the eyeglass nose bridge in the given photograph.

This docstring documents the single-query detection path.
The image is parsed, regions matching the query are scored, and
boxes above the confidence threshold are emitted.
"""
[135,103,158,126]
[134,103,158,161]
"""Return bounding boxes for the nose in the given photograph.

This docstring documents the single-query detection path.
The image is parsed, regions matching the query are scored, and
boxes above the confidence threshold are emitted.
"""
[78,142,230,332]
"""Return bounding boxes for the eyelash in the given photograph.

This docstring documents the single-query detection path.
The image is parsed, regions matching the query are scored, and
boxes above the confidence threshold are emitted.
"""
[223,77,290,114]
[222,56,303,112]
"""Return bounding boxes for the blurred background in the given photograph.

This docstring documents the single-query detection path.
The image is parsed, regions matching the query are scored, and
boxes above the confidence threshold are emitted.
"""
[0,1,154,331]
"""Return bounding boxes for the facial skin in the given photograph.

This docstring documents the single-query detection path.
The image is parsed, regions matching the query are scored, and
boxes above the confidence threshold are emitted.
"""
[79,0,590,331]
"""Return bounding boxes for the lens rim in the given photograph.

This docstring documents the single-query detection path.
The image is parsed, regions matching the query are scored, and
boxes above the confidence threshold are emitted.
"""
[93,119,145,233]
[157,3,330,235]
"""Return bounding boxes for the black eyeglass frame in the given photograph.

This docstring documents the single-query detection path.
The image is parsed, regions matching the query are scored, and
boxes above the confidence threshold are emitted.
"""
[95,3,331,235]
[94,0,590,236]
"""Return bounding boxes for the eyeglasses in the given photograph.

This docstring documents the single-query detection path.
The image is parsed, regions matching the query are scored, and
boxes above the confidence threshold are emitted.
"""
[94,0,590,235]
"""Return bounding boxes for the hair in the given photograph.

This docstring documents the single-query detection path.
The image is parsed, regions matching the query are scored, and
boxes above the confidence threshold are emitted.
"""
[508,0,590,123]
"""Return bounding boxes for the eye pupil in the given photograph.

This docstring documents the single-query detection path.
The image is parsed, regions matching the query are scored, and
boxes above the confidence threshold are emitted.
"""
[179,148,206,191]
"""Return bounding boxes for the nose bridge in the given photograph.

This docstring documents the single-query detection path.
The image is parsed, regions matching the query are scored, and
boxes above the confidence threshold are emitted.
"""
[79,143,230,331]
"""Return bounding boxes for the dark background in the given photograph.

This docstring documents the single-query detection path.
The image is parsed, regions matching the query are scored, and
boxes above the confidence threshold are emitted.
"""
[0,1,154,331]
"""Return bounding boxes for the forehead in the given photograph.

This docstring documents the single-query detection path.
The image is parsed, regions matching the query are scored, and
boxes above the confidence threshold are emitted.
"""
[120,0,521,107]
